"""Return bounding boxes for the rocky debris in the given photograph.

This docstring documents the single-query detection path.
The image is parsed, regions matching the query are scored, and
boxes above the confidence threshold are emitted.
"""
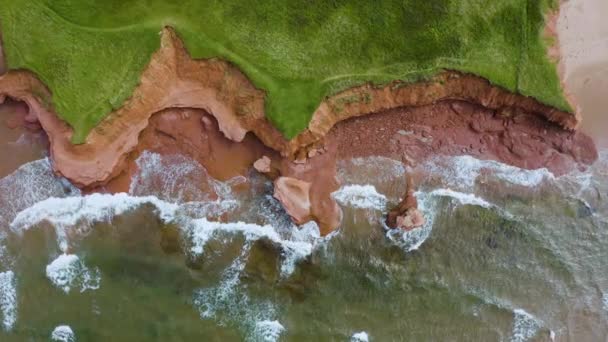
[273,177,313,225]
[253,156,272,174]
[330,101,597,176]
[273,143,343,235]
[386,174,425,231]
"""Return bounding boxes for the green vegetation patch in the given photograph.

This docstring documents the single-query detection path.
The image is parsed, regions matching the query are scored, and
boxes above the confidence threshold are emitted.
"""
[0,0,566,143]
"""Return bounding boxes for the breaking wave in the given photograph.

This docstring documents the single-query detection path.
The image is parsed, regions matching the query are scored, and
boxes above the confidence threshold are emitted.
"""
[332,184,387,210]
[10,193,179,251]
[183,217,315,278]
[424,155,554,189]
[1,153,324,336]
[46,254,101,293]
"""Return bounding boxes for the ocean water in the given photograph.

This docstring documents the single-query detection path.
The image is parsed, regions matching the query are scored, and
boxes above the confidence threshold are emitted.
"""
[0,147,607,341]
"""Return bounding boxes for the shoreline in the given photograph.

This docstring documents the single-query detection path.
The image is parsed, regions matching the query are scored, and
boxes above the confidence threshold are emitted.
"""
[0,2,604,234]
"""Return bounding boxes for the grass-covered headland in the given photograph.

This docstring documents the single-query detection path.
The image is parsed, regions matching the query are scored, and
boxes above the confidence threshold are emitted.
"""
[0,0,566,143]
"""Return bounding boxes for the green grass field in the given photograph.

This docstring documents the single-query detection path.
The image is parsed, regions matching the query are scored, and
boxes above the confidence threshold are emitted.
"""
[0,0,566,143]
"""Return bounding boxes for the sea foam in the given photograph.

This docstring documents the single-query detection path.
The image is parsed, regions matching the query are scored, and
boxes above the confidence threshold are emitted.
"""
[51,325,75,342]
[184,218,314,277]
[10,193,179,251]
[351,331,370,342]
[46,254,100,293]
[130,151,216,202]
[510,309,541,342]
[0,158,79,227]
[0,271,17,331]
[425,155,554,189]
[428,188,493,208]
[252,320,285,342]
[193,246,280,339]
[332,184,387,210]
[386,187,497,252]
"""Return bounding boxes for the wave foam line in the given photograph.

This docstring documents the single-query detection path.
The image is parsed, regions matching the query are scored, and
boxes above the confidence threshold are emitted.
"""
[11,191,316,277]
[332,184,387,210]
[428,188,493,208]
[425,155,555,189]
[184,218,314,277]
[0,271,17,331]
[10,193,179,251]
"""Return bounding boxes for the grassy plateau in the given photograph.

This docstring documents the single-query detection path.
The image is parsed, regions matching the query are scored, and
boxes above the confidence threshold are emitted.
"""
[0,0,567,143]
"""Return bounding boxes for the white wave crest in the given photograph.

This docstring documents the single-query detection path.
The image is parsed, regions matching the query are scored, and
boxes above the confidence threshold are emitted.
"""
[51,325,75,342]
[426,155,554,189]
[351,331,370,342]
[10,193,179,251]
[0,271,17,331]
[46,254,100,293]
[510,309,541,342]
[428,188,493,208]
[332,185,387,210]
[184,218,313,277]
[252,320,285,342]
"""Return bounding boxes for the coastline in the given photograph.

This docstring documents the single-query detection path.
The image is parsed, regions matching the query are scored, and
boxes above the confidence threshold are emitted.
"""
[0,3,603,234]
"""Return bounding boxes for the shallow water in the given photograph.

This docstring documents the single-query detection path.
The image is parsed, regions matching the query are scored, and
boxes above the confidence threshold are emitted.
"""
[0,138,607,341]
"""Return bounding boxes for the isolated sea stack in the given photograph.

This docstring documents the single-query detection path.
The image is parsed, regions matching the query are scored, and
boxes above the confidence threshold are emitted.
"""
[386,174,425,231]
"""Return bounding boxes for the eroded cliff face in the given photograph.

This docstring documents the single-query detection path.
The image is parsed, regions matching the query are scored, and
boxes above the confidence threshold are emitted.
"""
[0,27,598,235]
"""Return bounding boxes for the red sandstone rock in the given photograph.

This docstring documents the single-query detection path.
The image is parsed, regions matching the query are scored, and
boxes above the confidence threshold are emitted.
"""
[396,209,425,231]
[273,177,313,225]
[253,156,272,174]
[386,174,425,230]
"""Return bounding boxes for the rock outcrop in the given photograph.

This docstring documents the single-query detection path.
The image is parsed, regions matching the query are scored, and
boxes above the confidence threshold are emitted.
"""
[273,177,313,225]
[386,174,425,231]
